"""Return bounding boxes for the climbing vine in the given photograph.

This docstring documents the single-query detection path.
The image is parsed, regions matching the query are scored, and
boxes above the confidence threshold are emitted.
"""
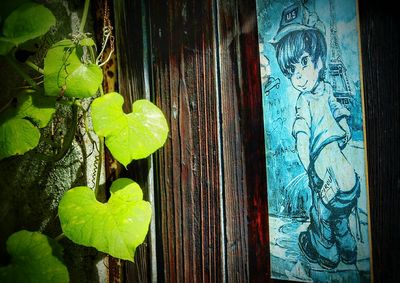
[0,1,168,282]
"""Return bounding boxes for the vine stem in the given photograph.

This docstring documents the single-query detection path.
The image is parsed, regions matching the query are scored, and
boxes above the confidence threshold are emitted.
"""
[94,84,105,196]
[94,136,104,197]
[79,0,90,33]
[85,42,105,197]
[5,56,37,89]
[35,103,78,162]
[25,60,44,74]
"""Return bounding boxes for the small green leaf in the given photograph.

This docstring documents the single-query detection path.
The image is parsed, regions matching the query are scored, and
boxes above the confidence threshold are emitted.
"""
[58,178,152,262]
[2,3,55,46]
[79,38,95,47]
[0,230,69,283]
[0,118,40,160]
[44,39,102,98]
[91,92,169,167]
[16,91,57,128]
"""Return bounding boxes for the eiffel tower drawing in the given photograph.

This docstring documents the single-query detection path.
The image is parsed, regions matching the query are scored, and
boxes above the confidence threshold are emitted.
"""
[328,0,353,108]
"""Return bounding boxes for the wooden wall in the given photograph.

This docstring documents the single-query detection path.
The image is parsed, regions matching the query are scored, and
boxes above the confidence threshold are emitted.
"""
[146,0,270,281]
[113,0,400,282]
[358,1,400,282]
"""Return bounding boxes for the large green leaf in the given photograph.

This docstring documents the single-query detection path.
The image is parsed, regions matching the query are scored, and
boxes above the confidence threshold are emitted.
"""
[0,118,39,160]
[0,91,56,160]
[0,230,69,283]
[91,92,169,167]
[58,178,152,262]
[44,39,102,98]
[0,3,55,55]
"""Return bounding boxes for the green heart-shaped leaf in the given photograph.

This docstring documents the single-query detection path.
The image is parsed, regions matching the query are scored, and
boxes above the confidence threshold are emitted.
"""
[0,3,55,55]
[44,39,102,98]
[0,230,69,283]
[58,178,152,261]
[91,92,169,167]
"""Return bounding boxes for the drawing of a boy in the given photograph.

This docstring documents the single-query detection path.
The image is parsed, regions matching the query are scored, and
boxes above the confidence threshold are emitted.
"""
[270,3,361,269]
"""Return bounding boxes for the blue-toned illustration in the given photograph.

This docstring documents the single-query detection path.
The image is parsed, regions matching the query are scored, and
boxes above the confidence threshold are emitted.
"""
[256,0,371,282]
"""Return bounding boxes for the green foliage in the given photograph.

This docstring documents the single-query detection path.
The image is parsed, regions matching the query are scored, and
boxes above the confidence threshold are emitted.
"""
[91,92,169,167]
[0,0,169,278]
[0,3,55,55]
[0,230,69,283]
[79,38,96,47]
[14,91,57,128]
[44,39,103,98]
[0,118,40,160]
[0,91,56,160]
[58,178,152,262]
[0,38,15,56]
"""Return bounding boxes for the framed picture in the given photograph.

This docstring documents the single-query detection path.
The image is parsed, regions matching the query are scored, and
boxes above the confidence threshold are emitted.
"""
[255,0,372,281]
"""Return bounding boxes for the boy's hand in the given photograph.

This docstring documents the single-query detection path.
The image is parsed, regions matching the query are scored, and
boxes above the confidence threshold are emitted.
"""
[338,118,351,149]
[338,132,351,149]
[296,132,310,170]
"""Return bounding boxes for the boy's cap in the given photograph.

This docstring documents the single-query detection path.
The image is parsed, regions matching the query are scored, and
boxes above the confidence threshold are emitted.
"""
[270,3,325,45]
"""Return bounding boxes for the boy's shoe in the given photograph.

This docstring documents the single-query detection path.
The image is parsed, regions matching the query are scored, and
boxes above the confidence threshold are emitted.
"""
[298,231,340,270]
[340,249,357,265]
[298,231,318,263]
[335,229,358,265]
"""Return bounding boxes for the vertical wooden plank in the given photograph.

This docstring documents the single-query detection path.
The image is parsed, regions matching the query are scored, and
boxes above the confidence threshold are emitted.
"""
[216,0,249,281]
[236,1,270,281]
[113,0,145,104]
[216,0,269,281]
[358,2,400,282]
[149,0,222,281]
[150,3,183,281]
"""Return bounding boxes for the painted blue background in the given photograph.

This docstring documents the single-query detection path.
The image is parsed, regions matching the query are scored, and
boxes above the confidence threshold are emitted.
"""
[256,0,371,281]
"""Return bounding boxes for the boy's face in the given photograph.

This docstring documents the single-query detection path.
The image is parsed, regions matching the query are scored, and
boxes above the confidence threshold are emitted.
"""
[289,52,322,92]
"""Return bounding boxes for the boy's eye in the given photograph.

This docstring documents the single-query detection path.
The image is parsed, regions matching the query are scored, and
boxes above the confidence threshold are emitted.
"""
[301,56,308,67]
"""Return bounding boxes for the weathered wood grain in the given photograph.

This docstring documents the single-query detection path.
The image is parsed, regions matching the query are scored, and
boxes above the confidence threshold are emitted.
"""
[216,0,269,281]
[236,1,270,281]
[358,2,400,282]
[216,0,249,281]
[149,0,222,281]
